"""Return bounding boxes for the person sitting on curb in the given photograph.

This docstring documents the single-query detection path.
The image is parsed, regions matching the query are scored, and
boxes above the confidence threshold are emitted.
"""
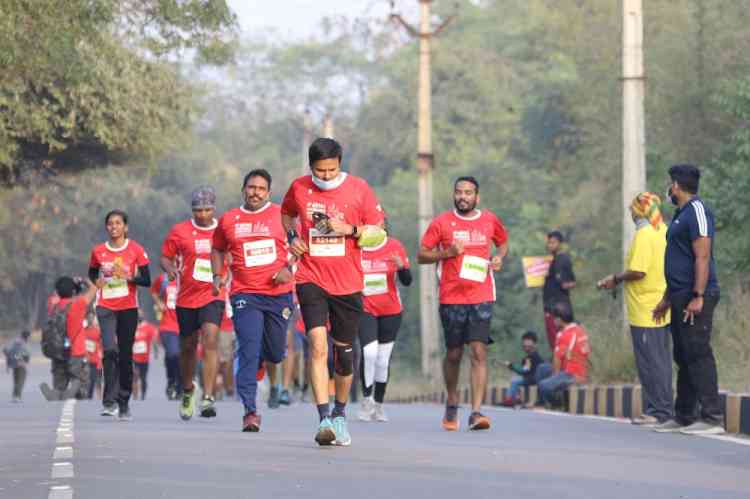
[535,302,590,408]
[501,331,545,407]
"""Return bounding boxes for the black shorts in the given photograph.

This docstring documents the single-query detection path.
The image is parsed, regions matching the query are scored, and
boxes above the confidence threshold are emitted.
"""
[176,300,225,337]
[439,302,493,349]
[296,283,362,345]
[359,312,402,345]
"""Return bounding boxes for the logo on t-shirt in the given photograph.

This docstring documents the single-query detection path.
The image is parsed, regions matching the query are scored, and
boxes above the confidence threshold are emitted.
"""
[194,239,211,254]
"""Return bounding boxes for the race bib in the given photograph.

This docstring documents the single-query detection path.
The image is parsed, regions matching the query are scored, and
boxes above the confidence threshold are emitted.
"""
[85,340,97,354]
[459,255,488,282]
[102,278,129,299]
[363,273,388,296]
[133,341,147,355]
[166,287,177,309]
[309,228,345,257]
[242,239,277,267]
[192,258,213,283]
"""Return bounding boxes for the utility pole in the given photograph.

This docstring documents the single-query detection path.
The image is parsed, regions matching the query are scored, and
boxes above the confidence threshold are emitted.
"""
[622,0,646,327]
[390,1,456,379]
[301,108,312,176]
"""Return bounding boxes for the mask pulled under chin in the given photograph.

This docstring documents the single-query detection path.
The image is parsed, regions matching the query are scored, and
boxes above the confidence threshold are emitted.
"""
[311,172,347,191]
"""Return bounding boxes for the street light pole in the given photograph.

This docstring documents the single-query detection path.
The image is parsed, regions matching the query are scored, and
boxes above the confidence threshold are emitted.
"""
[622,0,646,328]
[390,1,456,379]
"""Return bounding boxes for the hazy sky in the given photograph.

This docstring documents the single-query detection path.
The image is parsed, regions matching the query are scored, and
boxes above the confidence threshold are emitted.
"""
[226,0,394,39]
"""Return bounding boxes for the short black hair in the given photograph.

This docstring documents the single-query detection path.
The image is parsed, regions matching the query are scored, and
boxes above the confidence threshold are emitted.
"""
[55,276,76,298]
[454,176,479,192]
[668,164,700,194]
[105,209,128,226]
[309,138,342,167]
[521,331,538,343]
[21,330,31,339]
[551,301,575,323]
[243,169,272,189]
[547,230,564,243]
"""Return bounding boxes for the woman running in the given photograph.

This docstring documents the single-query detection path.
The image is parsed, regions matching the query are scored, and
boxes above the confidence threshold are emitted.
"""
[89,210,151,420]
[358,230,412,422]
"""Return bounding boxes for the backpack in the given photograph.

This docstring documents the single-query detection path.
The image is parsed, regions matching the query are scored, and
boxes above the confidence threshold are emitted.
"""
[41,302,72,360]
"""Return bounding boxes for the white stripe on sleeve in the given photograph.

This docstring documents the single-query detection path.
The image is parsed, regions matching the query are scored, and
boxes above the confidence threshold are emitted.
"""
[692,201,708,237]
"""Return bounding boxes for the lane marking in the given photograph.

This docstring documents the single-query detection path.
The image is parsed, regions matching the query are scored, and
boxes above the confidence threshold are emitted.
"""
[53,447,74,460]
[50,399,76,498]
[48,485,73,499]
[51,462,74,479]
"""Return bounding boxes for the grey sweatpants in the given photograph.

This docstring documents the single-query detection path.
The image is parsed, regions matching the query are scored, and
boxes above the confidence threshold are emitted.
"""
[630,326,673,422]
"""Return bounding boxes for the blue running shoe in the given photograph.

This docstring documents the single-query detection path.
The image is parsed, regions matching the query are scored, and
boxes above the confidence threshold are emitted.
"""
[332,416,351,446]
[315,417,336,446]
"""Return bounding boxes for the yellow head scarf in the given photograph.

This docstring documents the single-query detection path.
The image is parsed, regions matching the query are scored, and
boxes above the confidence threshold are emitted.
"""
[630,192,663,229]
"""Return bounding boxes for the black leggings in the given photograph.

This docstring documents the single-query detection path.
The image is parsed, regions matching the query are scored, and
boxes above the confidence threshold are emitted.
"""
[96,307,139,407]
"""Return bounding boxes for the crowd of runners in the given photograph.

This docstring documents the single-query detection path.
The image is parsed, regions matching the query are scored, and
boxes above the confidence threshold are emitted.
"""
[41,137,509,445]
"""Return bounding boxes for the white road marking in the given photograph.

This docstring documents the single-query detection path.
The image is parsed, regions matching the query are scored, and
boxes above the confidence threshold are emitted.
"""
[53,447,74,459]
[48,485,73,499]
[51,462,74,479]
[50,400,76,498]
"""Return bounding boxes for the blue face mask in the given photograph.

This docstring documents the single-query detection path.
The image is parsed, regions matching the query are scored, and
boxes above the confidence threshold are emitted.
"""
[311,172,347,191]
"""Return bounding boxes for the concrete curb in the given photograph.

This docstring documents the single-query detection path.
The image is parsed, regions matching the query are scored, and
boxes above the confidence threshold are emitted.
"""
[393,384,750,436]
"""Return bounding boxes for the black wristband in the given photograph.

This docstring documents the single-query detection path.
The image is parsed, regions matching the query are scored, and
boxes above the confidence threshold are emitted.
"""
[351,225,358,237]
[693,291,704,298]
[287,229,298,245]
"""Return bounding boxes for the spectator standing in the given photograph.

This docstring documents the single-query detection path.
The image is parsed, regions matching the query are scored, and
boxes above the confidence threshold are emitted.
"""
[598,192,672,426]
[542,231,576,351]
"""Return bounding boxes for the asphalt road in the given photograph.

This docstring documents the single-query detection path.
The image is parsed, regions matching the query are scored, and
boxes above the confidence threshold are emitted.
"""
[2,356,750,499]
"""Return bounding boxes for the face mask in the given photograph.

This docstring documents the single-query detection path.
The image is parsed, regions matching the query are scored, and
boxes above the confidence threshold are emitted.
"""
[311,172,347,191]
[666,185,678,206]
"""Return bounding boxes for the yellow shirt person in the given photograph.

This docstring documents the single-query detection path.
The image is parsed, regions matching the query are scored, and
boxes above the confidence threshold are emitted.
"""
[625,222,670,327]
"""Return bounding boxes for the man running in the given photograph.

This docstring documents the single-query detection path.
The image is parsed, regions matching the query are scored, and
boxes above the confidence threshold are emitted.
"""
[282,137,385,446]
[161,186,225,420]
[358,225,412,422]
[211,169,294,432]
[418,176,508,431]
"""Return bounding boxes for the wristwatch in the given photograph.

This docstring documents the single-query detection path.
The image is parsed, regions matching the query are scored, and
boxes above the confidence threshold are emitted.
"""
[692,291,704,298]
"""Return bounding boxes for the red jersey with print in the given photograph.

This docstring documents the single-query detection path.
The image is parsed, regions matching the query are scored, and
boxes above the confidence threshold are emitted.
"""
[421,210,507,305]
[361,237,410,317]
[84,325,102,369]
[162,219,225,309]
[56,296,89,357]
[150,274,179,333]
[281,174,384,296]
[89,240,150,311]
[133,321,158,364]
[554,323,590,382]
[212,204,293,297]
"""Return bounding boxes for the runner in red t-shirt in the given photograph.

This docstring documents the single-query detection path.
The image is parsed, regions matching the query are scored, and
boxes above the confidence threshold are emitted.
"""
[83,313,103,400]
[217,292,236,399]
[161,186,225,420]
[357,232,412,423]
[150,273,182,399]
[40,276,100,401]
[211,169,294,432]
[536,301,590,405]
[281,138,385,446]
[88,210,151,420]
[419,176,508,432]
[132,318,159,400]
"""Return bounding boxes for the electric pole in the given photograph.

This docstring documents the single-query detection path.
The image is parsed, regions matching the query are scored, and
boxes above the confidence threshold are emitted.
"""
[390,1,456,378]
[622,0,646,327]
[301,108,312,176]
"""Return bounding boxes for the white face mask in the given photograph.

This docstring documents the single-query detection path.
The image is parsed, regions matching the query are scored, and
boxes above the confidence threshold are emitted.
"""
[311,172,347,191]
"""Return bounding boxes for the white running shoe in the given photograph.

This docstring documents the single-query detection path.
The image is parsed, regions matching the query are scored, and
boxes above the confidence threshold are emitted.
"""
[374,403,389,422]
[679,421,726,436]
[358,397,376,421]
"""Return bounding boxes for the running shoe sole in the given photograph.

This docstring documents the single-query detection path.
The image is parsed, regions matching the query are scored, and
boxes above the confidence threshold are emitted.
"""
[442,419,459,431]
[469,418,491,431]
[315,427,336,446]
[180,392,195,421]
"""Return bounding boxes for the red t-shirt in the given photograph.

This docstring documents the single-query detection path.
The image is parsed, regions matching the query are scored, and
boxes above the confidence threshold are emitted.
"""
[84,325,102,369]
[220,294,234,332]
[554,323,590,382]
[150,274,179,334]
[361,237,410,317]
[162,219,225,309]
[420,210,508,305]
[133,321,158,364]
[281,174,384,296]
[212,204,293,297]
[89,240,150,311]
[57,297,89,358]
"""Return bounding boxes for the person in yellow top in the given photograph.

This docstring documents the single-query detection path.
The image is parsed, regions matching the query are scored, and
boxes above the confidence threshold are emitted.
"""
[597,192,672,426]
